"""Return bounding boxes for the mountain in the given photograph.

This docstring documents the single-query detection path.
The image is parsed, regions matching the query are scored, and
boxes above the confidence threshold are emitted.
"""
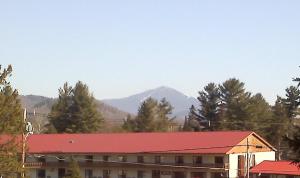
[102,86,198,122]
[19,95,129,125]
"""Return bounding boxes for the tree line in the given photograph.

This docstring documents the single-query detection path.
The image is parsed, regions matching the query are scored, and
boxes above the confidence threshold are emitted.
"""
[1,64,300,178]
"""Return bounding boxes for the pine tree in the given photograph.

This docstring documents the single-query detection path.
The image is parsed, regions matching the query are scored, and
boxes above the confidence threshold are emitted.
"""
[219,78,252,130]
[48,81,103,133]
[122,98,174,132]
[0,65,23,178]
[248,93,273,134]
[182,105,202,131]
[264,97,290,159]
[64,157,82,178]
[197,83,221,130]
[282,86,300,118]
[285,69,300,163]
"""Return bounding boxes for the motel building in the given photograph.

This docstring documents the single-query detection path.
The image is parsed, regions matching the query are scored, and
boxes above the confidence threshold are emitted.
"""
[23,131,276,178]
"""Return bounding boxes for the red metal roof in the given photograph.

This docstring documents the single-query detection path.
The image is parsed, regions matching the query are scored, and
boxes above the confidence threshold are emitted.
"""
[251,161,300,176]
[25,131,253,154]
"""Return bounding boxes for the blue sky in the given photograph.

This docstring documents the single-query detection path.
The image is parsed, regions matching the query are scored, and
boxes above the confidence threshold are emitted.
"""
[0,0,299,104]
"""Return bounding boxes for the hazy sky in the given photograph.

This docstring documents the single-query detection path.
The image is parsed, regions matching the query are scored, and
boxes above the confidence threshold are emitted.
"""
[1,0,299,104]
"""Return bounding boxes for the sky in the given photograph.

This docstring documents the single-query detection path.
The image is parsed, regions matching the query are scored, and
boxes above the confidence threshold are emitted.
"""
[0,0,299,104]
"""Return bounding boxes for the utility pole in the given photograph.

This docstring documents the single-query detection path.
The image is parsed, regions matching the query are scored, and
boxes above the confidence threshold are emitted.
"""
[21,108,33,178]
[21,108,26,178]
[246,138,250,178]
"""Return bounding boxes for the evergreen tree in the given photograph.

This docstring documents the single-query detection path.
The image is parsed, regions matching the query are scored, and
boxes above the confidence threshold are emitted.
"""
[219,78,252,130]
[182,105,202,131]
[0,65,23,178]
[122,98,174,132]
[64,157,82,178]
[264,97,290,159]
[197,83,221,130]
[48,81,103,133]
[285,69,300,163]
[248,93,273,134]
[281,86,300,118]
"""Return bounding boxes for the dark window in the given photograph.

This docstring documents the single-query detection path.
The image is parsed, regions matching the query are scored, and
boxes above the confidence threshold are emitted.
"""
[152,170,160,178]
[86,155,93,163]
[37,169,46,178]
[118,155,127,162]
[137,156,144,163]
[103,170,110,178]
[193,156,202,165]
[85,169,93,178]
[58,156,64,163]
[137,171,144,178]
[154,156,161,164]
[37,157,46,163]
[58,168,65,178]
[118,170,126,178]
[173,172,185,178]
[175,156,184,165]
[103,155,110,162]
[215,156,224,164]
[212,172,223,178]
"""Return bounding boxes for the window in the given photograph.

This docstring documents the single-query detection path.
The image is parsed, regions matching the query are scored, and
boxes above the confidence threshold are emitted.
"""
[103,155,110,162]
[86,155,93,163]
[118,155,127,162]
[212,172,223,178]
[58,156,64,163]
[137,171,144,178]
[154,156,161,164]
[103,170,110,178]
[36,169,46,178]
[193,156,202,165]
[137,156,144,163]
[152,170,160,178]
[37,157,46,163]
[118,170,126,178]
[215,156,224,164]
[58,168,66,178]
[85,169,93,178]
[175,156,184,165]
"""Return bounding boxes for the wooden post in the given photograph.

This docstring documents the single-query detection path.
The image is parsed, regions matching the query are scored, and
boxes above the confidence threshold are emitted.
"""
[246,138,249,178]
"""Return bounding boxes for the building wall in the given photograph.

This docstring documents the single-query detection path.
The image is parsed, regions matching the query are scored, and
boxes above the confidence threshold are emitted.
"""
[26,153,228,178]
[228,151,275,178]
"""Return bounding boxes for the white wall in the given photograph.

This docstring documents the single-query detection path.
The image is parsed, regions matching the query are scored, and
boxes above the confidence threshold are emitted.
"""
[229,151,275,178]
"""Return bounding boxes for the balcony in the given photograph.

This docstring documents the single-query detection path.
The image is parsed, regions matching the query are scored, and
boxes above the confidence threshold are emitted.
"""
[25,161,229,170]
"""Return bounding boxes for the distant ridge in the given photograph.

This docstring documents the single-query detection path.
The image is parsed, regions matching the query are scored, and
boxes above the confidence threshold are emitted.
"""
[102,86,198,122]
[19,95,129,125]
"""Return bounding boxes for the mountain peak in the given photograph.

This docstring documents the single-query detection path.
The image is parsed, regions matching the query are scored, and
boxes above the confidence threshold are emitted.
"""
[102,86,198,122]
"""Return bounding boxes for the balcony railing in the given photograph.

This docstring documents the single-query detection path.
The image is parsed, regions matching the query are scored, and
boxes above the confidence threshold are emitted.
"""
[25,161,229,170]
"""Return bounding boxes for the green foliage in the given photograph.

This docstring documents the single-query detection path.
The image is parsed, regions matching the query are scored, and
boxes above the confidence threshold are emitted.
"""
[265,97,290,159]
[64,157,82,178]
[285,68,300,162]
[182,105,202,131]
[281,86,300,118]
[0,65,23,177]
[122,97,174,132]
[187,79,275,134]
[47,81,104,133]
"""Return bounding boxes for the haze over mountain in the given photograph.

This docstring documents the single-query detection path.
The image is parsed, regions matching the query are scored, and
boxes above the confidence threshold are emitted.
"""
[102,86,198,121]
[19,95,129,125]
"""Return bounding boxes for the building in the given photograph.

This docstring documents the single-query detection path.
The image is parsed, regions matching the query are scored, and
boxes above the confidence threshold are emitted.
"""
[250,160,300,178]
[24,131,276,178]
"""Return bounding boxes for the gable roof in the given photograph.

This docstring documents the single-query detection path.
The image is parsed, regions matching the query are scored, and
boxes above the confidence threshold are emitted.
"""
[251,161,300,176]
[25,131,266,154]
